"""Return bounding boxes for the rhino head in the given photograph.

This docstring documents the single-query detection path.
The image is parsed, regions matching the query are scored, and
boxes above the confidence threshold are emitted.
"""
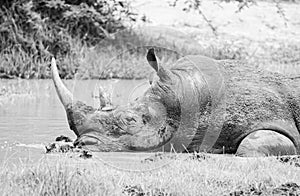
[52,49,182,152]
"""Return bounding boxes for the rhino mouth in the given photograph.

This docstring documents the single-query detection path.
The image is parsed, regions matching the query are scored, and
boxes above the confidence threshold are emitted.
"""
[74,133,128,152]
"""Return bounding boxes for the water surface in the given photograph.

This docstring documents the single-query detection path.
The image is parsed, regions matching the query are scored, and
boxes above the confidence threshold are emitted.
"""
[0,79,150,166]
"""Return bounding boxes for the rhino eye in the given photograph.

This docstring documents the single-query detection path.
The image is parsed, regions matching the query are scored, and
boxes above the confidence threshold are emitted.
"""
[142,114,151,124]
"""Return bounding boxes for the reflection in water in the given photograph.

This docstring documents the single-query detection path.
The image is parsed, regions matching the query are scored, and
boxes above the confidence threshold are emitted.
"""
[0,79,148,165]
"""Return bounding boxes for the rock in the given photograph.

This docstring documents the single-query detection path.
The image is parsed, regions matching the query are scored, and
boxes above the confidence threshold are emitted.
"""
[45,142,74,153]
[55,135,73,142]
[79,150,92,159]
[45,137,93,159]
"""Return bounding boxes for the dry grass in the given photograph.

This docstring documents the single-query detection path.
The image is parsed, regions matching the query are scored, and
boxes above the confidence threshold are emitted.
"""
[1,0,300,79]
[1,27,299,80]
[0,29,189,79]
[0,153,299,196]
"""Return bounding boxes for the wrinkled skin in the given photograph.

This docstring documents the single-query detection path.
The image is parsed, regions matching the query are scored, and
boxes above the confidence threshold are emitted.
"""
[51,48,300,156]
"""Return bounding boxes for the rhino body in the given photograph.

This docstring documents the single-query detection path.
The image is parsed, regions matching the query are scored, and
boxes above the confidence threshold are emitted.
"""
[51,49,300,156]
[177,56,300,155]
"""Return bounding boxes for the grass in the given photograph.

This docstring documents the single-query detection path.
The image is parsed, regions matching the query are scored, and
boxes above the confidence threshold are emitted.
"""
[1,26,299,80]
[1,0,300,79]
[0,28,186,79]
[0,153,299,195]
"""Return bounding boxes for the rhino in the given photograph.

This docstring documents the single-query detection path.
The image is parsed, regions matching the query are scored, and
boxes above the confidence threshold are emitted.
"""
[51,48,300,156]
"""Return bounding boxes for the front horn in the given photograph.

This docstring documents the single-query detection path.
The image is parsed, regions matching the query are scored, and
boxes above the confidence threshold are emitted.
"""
[51,57,73,109]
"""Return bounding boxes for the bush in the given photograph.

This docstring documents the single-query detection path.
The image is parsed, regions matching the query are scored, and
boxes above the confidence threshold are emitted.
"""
[0,0,137,58]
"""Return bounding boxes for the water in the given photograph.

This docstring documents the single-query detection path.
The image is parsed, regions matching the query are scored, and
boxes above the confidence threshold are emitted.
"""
[0,79,152,166]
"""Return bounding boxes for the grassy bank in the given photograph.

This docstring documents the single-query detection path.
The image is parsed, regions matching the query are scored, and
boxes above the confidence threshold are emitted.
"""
[1,27,300,80]
[0,153,299,195]
[1,0,300,79]
[1,24,300,80]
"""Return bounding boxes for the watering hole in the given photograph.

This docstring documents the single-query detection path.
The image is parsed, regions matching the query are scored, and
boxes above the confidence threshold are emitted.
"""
[0,79,171,169]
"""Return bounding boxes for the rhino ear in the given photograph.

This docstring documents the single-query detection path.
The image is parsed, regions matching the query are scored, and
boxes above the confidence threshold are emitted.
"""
[146,48,172,83]
[146,48,159,72]
[157,67,172,83]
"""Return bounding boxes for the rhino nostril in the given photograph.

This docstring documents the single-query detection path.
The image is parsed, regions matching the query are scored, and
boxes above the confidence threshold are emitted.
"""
[142,117,148,125]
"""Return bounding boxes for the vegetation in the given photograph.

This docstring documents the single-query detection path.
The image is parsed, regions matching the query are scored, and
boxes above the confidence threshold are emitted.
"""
[0,0,139,79]
[0,0,299,79]
[0,153,299,195]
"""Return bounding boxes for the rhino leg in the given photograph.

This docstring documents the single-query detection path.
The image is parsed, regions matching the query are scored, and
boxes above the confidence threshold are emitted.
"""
[74,135,100,146]
[236,130,297,157]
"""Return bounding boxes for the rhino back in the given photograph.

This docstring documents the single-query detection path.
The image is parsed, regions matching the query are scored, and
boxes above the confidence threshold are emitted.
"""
[216,60,300,153]
[169,55,300,154]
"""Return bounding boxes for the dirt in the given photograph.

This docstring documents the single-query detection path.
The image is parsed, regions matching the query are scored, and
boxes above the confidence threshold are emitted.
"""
[272,183,300,196]
[277,155,300,167]
[230,182,300,196]
[45,135,93,159]
[141,152,211,163]
[141,152,179,163]
[122,180,300,195]
[188,152,211,161]
[122,185,172,196]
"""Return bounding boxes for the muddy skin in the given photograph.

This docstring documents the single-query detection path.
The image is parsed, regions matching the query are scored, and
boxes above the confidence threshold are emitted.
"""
[51,48,300,156]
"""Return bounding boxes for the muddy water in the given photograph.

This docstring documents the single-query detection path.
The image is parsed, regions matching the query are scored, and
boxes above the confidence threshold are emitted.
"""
[0,79,155,168]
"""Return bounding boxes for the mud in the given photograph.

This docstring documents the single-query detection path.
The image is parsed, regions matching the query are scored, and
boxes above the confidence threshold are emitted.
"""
[141,152,211,163]
[122,185,171,196]
[141,152,178,163]
[45,135,93,159]
[188,152,211,161]
[229,182,300,196]
[272,183,300,196]
[277,155,300,167]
